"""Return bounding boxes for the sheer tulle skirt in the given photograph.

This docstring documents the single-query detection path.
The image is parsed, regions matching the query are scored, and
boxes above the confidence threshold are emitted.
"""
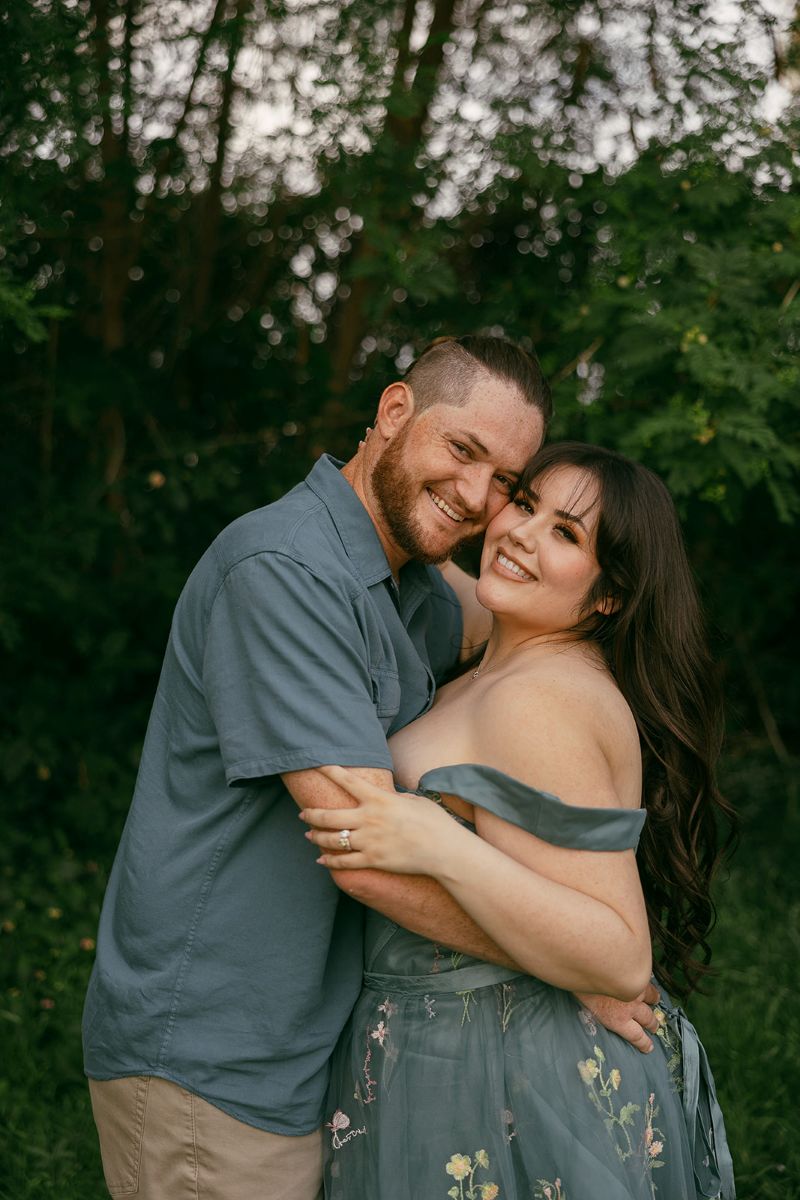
[324,948,733,1200]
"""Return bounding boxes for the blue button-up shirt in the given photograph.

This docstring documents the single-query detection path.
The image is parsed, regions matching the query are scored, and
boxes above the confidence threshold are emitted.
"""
[83,455,462,1134]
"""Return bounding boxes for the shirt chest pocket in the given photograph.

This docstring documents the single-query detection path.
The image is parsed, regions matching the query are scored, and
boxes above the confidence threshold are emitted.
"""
[371,667,402,720]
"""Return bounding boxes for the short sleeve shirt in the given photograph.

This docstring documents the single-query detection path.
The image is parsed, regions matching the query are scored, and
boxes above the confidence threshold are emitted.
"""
[82,455,462,1134]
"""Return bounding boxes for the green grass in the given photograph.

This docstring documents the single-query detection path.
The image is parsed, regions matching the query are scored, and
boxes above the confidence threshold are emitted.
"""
[690,754,800,1199]
[1,755,797,1198]
[0,842,107,1196]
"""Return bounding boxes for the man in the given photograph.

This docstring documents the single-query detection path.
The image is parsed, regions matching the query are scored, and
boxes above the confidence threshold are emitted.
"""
[84,335,656,1199]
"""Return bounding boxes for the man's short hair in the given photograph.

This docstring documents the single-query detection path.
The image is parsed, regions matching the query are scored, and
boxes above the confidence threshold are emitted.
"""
[404,335,552,426]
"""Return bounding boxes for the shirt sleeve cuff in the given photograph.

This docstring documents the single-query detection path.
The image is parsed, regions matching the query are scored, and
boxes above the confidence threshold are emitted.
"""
[225,746,395,784]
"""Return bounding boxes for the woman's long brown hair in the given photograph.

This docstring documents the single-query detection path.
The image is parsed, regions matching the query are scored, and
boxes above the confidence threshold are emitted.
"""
[516,442,736,1000]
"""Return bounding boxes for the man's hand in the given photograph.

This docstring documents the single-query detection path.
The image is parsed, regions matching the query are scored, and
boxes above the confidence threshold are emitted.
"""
[574,982,662,1054]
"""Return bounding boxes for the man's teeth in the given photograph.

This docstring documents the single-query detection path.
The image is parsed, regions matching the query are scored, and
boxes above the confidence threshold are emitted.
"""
[428,490,464,522]
[497,552,533,580]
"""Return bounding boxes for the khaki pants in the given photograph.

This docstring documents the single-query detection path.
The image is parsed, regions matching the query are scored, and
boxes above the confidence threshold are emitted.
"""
[88,1076,323,1200]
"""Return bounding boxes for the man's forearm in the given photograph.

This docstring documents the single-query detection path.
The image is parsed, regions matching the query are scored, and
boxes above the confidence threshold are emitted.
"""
[282,764,518,966]
[335,867,520,969]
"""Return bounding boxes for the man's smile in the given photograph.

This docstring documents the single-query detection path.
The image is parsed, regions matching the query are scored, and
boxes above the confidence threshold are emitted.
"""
[426,488,466,523]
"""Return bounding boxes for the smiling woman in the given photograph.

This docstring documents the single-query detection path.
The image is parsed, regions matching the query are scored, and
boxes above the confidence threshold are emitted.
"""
[303,441,736,1200]
[475,465,611,651]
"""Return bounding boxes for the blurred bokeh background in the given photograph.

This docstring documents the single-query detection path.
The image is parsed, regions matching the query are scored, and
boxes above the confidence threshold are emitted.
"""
[1,1,798,1194]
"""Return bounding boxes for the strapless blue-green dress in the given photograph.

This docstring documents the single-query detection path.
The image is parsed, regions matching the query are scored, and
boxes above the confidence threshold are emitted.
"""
[323,765,734,1200]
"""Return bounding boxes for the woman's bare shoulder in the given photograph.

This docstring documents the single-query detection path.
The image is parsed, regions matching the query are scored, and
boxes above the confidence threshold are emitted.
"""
[471,651,638,808]
[490,647,622,708]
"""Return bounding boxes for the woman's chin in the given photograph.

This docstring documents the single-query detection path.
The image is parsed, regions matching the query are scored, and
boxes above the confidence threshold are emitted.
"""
[474,576,495,610]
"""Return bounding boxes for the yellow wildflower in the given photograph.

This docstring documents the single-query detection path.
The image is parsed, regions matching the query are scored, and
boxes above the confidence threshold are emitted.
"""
[446,1154,472,1181]
[578,1058,599,1083]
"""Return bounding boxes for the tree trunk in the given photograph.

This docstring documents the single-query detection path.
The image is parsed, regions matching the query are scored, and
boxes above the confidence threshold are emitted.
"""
[191,0,251,327]
[325,0,459,399]
[91,0,130,353]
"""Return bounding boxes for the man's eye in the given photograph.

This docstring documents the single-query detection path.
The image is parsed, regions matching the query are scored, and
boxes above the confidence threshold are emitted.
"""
[450,442,470,458]
[495,474,514,492]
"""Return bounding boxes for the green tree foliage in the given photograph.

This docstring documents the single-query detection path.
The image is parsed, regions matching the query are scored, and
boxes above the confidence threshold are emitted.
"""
[1,0,797,840]
[1,3,799,1194]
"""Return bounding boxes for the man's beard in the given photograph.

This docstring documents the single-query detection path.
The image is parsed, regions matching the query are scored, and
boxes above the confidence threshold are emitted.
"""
[371,427,475,565]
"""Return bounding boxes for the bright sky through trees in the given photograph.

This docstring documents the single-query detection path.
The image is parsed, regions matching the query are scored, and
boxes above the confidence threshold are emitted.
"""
[102,0,798,219]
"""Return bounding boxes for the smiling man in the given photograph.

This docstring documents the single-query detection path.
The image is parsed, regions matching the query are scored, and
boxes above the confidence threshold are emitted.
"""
[82,336,552,1199]
[346,340,544,571]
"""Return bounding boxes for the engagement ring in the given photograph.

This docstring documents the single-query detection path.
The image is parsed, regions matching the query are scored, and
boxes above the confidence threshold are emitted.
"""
[338,829,352,851]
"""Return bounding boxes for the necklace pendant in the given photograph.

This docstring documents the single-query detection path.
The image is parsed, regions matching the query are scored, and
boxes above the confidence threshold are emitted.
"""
[472,667,482,679]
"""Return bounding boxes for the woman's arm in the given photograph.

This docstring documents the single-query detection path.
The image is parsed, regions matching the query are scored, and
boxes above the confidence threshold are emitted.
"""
[283,766,519,968]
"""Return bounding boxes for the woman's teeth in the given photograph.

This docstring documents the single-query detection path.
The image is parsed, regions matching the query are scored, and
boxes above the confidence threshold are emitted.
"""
[497,552,533,580]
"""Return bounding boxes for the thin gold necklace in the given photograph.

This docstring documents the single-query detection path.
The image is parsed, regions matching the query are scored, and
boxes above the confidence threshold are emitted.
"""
[471,654,505,680]
[471,636,577,679]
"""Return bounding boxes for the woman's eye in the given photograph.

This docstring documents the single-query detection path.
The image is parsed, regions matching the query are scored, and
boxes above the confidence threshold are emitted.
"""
[556,524,578,543]
[514,497,533,514]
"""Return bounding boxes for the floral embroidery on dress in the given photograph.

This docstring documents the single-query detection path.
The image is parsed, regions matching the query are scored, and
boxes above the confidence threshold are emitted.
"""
[653,1007,684,1094]
[534,1180,565,1199]
[457,989,477,1025]
[356,995,398,1103]
[445,1150,500,1198]
[577,1048,668,1197]
[578,1045,641,1160]
[325,1109,367,1150]
[354,1033,377,1105]
[643,1092,667,1183]
[424,993,437,1019]
[498,982,517,1032]
[577,1005,598,1036]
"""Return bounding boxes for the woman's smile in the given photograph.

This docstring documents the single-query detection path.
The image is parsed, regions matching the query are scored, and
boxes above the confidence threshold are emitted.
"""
[494,550,535,581]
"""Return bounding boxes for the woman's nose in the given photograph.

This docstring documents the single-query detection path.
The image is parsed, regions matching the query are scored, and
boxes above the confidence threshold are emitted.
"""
[508,515,537,547]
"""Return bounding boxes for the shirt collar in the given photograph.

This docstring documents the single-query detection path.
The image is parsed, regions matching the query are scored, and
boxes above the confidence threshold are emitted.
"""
[305,454,434,595]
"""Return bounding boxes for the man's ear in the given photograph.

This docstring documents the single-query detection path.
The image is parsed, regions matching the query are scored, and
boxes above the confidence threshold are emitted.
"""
[374,382,415,440]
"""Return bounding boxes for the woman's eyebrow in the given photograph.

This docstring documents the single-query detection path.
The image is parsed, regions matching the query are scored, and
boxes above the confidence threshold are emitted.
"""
[554,508,588,531]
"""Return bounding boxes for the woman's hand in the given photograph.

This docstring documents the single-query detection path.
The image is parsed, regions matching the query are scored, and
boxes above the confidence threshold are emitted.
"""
[298,765,460,876]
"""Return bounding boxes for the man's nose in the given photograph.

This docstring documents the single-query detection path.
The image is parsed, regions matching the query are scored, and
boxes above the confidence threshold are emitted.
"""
[453,465,494,517]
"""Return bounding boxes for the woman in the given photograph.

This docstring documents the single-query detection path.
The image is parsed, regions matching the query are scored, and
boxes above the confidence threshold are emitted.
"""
[301,443,735,1200]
